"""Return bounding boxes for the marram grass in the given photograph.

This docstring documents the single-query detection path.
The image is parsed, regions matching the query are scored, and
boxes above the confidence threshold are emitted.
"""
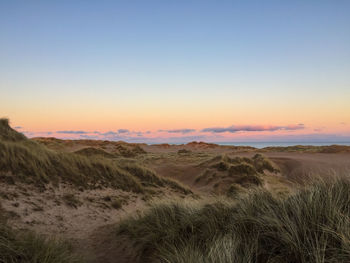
[117,178,350,263]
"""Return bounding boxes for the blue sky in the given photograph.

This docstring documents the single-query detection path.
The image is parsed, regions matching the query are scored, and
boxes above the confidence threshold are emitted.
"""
[1,1,350,142]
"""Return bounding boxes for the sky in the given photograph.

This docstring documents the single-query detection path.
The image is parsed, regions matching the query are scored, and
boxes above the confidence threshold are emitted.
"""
[1,0,350,143]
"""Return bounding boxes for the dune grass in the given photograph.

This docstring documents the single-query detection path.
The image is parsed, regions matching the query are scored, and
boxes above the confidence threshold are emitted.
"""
[196,154,278,190]
[0,118,27,142]
[0,229,81,263]
[0,118,190,195]
[0,138,144,192]
[0,118,142,191]
[117,177,350,263]
[207,154,278,175]
[73,147,117,158]
[261,145,350,153]
[0,204,80,263]
[120,163,192,194]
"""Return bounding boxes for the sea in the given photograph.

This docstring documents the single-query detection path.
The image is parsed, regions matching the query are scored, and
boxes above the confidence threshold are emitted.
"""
[216,142,350,149]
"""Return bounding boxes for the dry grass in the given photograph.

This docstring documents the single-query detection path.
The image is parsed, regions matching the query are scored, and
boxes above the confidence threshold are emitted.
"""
[0,118,27,142]
[120,163,192,195]
[0,138,144,192]
[63,194,82,208]
[261,144,350,153]
[117,177,350,263]
[196,154,278,191]
[177,149,192,155]
[0,204,80,263]
[73,147,116,158]
[0,118,191,196]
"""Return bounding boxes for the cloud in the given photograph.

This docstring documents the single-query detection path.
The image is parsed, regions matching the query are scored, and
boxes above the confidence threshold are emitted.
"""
[14,126,23,129]
[201,124,305,133]
[340,122,347,125]
[101,131,118,136]
[79,134,100,140]
[56,130,88,134]
[158,129,196,134]
[118,129,130,134]
[243,133,350,143]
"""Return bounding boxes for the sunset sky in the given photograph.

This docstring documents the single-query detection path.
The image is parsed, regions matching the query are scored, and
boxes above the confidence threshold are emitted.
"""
[1,1,350,143]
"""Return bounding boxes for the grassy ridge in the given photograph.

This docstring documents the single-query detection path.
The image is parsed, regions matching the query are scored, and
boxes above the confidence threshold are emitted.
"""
[0,118,190,194]
[117,178,350,263]
[0,138,144,192]
[0,118,27,142]
[120,163,192,194]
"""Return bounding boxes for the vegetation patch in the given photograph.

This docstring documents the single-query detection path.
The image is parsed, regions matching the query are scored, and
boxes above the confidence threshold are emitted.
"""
[232,173,263,187]
[63,194,82,208]
[111,199,123,209]
[197,154,278,191]
[261,145,350,153]
[226,183,245,198]
[113,144,146,157]
[0,204,80,263]
[0,119,27,142]
[117,178,350,263]
[177,149,192,155]
[120,163,192,195]
[0,119,148,192]
[74,147,116,158]
[228,163,256,176]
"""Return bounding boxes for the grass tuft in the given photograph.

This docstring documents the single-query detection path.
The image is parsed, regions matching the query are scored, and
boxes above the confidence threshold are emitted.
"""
[120,163,192,195]
[63,194,82,208]
[117,177,350,263]
[0,118,27,142]
[0,205,80,263]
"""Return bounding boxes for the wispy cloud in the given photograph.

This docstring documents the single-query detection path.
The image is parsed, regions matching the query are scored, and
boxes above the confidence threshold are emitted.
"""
[101,131,118,136]
[56,130,88,134]
[118,129,130,134]
[158,129,196,134]
[78,134,101,140]
[201,124,305,133]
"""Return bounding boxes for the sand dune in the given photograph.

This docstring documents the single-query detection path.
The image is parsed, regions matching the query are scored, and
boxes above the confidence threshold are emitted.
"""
[1,119,350,262]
